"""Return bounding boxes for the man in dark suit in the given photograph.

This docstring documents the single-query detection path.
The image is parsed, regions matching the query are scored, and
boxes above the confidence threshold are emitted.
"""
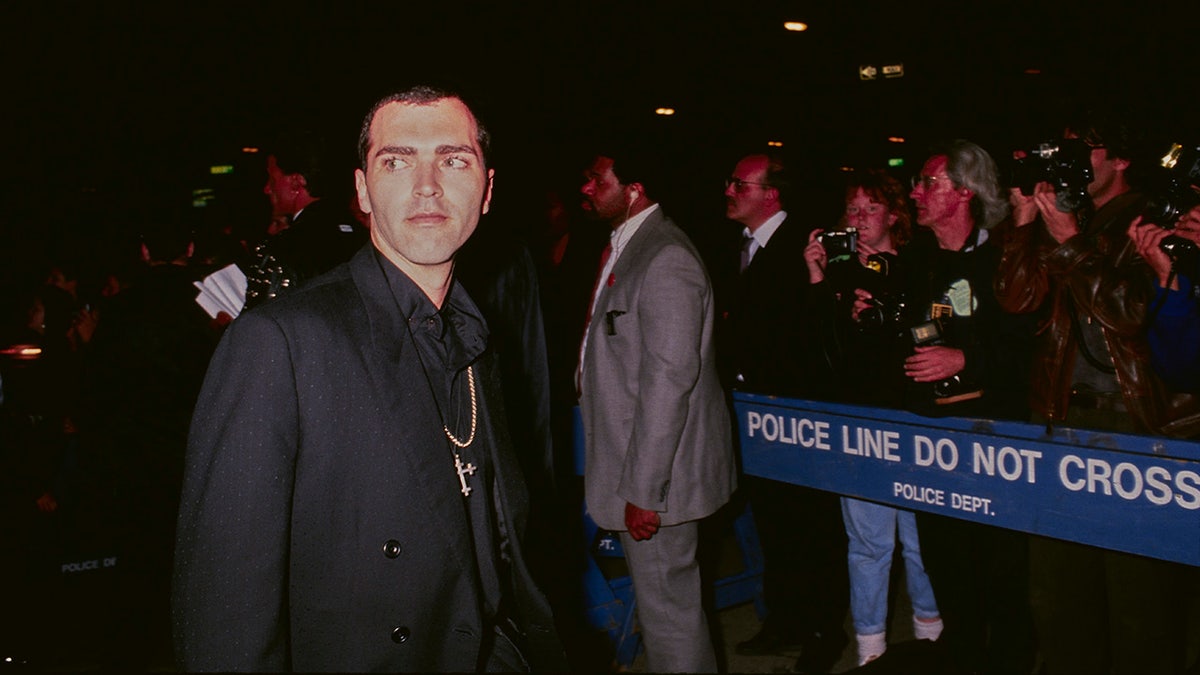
[721,152,849,674]
[172,86,564,672]
[243,130,367,309]
[578,149,736,672]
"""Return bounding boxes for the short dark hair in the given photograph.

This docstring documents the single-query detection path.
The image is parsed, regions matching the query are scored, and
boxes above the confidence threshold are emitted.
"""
[592,141,662,200]
[357,85,492,170]
[1065,105,1140,162]
[270,129,332,198]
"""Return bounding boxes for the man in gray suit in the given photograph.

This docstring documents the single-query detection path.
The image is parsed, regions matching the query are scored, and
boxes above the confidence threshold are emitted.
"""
[577,148,737,672]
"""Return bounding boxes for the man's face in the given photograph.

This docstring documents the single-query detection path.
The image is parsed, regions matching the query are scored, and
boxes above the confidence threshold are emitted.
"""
[580,156,631,225]
[263,155,300,219]
[1065,130,1128,202]
[355,98,494,274]
[724,155,776,227]
[910,155,968,227]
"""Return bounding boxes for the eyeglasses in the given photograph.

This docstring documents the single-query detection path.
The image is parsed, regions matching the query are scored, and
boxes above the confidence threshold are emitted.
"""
[725,177,772,192]
[910,174,949,191]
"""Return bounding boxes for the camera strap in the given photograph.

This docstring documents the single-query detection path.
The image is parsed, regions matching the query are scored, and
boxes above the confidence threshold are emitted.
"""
[1066,298,1117,376]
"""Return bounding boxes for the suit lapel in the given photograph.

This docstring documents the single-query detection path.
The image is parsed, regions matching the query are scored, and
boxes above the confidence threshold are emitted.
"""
[586,211,657,355]
[348,248,475,567]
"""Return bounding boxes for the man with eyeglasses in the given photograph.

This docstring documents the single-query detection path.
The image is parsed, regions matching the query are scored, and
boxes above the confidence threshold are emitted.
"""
[855,139,1038,674]
[996,107,1195,675]
[720,151,849,674]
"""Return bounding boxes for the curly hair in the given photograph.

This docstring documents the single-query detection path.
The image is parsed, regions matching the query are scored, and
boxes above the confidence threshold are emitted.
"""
[841,168,913,246]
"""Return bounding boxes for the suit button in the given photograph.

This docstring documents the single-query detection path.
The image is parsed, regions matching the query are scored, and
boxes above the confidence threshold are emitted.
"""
[382,540,402,559]
[391,626,410,643]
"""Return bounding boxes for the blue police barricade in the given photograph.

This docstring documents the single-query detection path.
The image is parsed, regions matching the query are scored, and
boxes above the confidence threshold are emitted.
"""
[574,407,766,668]
[734,392,1200,567]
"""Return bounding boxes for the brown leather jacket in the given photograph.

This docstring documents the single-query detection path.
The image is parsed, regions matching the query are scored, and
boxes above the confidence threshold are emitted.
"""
[993,191,1192,434]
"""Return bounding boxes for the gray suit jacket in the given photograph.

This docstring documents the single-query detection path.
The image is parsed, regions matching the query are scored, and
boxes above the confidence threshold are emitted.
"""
[579,208,736,531]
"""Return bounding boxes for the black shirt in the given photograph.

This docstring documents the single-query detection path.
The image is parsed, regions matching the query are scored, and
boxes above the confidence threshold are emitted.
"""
[375,248,505,619]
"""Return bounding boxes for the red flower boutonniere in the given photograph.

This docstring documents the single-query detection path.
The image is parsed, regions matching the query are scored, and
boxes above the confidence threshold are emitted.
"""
[607,273,616,287]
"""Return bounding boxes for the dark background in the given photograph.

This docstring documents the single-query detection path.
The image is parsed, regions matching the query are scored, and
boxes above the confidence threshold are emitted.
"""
[3,1,1199,266]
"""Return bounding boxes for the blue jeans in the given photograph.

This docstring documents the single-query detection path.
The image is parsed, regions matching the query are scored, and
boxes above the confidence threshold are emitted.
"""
[841,497,939,635]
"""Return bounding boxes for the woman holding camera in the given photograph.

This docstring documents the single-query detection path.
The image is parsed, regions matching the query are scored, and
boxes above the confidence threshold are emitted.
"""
[803,169,943,666]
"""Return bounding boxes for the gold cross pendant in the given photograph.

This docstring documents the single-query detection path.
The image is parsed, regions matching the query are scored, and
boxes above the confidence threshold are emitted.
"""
[454,453,477,497]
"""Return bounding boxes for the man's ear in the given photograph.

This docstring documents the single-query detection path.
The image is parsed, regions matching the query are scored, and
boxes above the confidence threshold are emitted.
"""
[354,169,372,215]
[481,168,495,215]
[290,172,308,193]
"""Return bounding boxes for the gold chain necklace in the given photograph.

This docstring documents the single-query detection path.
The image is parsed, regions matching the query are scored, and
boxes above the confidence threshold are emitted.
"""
[443,365,477,448]
[445,365,478,497]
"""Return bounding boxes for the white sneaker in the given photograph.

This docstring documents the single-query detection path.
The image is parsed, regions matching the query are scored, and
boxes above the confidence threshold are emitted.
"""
[913,615,944,641]
[856,631,887,666]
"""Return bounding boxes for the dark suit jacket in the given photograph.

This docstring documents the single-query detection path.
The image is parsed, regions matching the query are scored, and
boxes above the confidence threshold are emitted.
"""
[173,246,563,672]
[724,215,832,399]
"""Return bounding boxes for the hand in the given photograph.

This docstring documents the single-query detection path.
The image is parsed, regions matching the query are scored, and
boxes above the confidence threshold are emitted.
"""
[1031,181,1080,243]
[36,491,58,514]
[624,501,661,541]
[804,229,828,284]
[1009,187,1038,228]
[1177,204,1200,237]
[71,306,100,345]
[855,239,885,265]
[850,287,874,322]
[1127,216,1176,288]
[904,345,966,383]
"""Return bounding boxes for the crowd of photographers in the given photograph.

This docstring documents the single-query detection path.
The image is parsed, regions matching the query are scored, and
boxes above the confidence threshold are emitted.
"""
[776,105,1200,673]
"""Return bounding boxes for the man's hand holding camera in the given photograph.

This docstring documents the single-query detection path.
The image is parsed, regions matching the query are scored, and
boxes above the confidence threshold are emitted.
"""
[1031,180,1082,243]
[1129,205,1200,289]
[1128,216,1180,289]
[903,345,966,384]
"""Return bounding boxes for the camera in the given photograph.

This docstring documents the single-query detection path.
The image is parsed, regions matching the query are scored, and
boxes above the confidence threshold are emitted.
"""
[818,227,857,260]
[1009,138,1094,212]
[1141,142,1200,268]
[859,293,907,332]
[906,318,984,404]
[855,253,906,331]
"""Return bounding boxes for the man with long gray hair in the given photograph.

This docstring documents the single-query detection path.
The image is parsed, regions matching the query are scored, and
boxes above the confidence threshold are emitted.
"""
[852,139,1037,673]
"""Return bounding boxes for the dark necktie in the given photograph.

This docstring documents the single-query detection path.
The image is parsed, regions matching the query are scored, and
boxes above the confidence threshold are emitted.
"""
[584,241,613,331]
[740,233,755,273]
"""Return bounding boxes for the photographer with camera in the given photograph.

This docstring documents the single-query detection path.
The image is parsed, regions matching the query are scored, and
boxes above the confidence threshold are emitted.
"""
[1127,144,1200,394]
[847,140,1036,674]
[803,169,945,667]
[995,108,1194,675]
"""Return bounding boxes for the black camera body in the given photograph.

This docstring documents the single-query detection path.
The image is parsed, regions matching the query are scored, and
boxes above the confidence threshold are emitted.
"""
[818,227,858,260]
[1141,142,1200,269]
[1010,138,1094,212]
[855,253,905,331]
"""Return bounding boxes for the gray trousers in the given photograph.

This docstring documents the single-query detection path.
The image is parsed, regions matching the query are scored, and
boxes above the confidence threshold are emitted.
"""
[620,520,717,673]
